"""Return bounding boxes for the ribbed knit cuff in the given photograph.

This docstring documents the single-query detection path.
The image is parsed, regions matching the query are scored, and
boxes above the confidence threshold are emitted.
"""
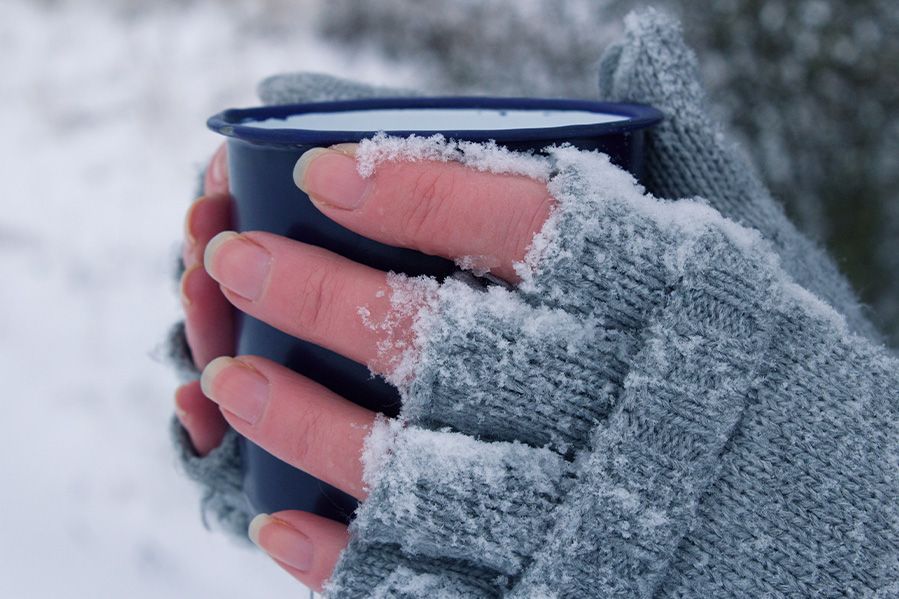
[325,540,506,598]
[403,278,636,452]
[170,418,252,540]
[352,420,573,576]
[515,148,670,329]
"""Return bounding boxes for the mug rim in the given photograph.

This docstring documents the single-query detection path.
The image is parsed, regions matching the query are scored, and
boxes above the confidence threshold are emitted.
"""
[207,96,664,146]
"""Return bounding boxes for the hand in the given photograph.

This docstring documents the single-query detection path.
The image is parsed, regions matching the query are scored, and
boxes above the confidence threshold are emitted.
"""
[174,74,421,458]
[174,10,891,594]
[177,143,555,590]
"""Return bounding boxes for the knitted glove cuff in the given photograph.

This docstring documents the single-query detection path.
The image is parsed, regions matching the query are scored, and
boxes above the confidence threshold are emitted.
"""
[402,278,636,452]
[324,420,572,597]
[356,419,574,575]
[516,148,670,328]
[170,418,252,539]
[326,539,506,598]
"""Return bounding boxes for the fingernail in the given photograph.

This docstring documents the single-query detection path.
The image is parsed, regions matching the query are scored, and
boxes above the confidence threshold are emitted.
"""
[248,514,314,572]
[174,385,191,423]
[200,357,269,425]
[204,231,272,301]
[182,198,201,268]
[294,146,368,210]
[179,264,199,307]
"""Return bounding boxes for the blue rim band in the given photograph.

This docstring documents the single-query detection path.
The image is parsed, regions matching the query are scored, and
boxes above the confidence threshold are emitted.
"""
[207,96,664,146]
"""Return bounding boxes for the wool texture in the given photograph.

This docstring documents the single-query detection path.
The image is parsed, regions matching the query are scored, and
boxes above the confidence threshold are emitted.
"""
[168,9,898,598]
[323,141,898,599]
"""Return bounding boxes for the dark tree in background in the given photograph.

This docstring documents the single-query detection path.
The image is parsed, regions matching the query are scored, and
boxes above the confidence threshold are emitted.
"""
[320,0,899,344]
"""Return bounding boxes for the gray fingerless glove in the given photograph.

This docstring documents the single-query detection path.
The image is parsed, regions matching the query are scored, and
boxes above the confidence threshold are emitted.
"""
[325,139,898,599]
[597,9,880,341]
[325,11,895,596]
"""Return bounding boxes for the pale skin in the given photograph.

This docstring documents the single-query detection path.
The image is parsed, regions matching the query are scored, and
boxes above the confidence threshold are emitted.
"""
[176,142,556,591]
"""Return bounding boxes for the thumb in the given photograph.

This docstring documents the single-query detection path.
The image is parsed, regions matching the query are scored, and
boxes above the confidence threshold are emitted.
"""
[599,9,709,124]
[597,9,882,342]
[597,8,774,231]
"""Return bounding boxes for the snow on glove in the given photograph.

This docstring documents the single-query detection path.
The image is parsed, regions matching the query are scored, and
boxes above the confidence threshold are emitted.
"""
[329,6,891,520]
[326,142,898,598]
[597,8,880,341]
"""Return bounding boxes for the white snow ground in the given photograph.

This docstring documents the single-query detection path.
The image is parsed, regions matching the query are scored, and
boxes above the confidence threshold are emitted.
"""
[0,1,415,597]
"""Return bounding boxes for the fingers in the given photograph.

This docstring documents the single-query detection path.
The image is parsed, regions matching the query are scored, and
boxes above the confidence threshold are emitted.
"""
[174,381,227,456]
[181,194,234,369]
[182,194,232,270]
[181,263,235,369]
[172,145,232,455]
[204,231,424,374]
[294,148,555,283]
[200,355,375,500]
[248,510,349,593]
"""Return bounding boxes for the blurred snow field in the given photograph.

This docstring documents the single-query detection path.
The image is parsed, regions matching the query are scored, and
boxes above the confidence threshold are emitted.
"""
[0,1,414,597]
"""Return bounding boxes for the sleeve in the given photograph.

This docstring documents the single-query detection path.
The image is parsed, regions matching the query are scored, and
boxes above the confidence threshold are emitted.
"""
[326,146,898,597]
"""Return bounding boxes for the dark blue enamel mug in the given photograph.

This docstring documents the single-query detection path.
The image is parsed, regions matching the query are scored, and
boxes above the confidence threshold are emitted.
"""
[207,96,663,523]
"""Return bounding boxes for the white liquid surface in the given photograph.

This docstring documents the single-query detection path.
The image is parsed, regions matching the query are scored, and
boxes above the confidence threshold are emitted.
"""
[246,108,628,131]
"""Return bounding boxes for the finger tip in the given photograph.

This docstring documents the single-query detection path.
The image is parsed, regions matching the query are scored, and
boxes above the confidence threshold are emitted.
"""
[179,264,201,308]
[248,513,272,547]
[173,385,192,423]
[199,355,234,399]
[294,147,332,193]
[203,230,238,274]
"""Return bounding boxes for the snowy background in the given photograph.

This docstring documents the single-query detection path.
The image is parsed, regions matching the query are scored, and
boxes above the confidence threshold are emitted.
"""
[1,0,895,597]
[0,1,412,597]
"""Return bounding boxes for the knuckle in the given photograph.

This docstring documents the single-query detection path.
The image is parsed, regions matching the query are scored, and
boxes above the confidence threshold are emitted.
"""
[399,169,458,246]
[293,264,340,338]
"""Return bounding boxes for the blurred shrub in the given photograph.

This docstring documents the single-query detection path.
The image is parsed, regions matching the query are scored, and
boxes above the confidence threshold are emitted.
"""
[320,0,899,344]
